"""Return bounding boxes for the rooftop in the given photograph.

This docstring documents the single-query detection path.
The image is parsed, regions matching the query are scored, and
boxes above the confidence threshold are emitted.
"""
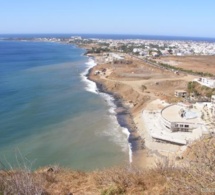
[161,104,201,123]
[175,90,187,93]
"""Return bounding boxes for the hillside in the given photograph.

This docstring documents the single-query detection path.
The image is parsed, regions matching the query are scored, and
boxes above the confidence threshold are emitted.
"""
[0,135,214,195]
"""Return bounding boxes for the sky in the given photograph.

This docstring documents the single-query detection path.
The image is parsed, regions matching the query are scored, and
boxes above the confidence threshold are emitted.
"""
[0,0,215,37]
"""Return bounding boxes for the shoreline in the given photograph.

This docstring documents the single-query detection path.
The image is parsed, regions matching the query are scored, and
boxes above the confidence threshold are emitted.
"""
[82,57,135,163]
[85,57,145,166]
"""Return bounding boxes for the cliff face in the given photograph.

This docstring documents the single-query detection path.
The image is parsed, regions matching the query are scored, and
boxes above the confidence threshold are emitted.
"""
[0,135,214,195]
[88,66,150,154]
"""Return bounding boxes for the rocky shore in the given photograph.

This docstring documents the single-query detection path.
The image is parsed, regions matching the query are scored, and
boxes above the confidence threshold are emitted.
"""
[87,67,145,156]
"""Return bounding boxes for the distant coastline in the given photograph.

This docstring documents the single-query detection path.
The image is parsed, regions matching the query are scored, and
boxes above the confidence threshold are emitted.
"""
[1,33,215,43]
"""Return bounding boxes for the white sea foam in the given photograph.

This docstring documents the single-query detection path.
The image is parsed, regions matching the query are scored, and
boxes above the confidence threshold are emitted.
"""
[99,92,133,163]
[82,58,133,163]
[99,93,116,114]
[80,58,98,94]
[122,128,133,163]
[100,114,133,163]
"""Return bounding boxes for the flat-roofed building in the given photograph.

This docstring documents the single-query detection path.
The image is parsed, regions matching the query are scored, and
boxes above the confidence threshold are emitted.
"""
[161,104,202,132]
[175,90,187,98]
[195,77,215,89]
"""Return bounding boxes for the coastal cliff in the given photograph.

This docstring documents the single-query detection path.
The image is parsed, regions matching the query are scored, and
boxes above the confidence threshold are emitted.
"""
[87,65,146,151]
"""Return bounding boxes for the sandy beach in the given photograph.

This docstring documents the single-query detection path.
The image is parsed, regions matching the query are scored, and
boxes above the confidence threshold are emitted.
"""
[86,52,197,168]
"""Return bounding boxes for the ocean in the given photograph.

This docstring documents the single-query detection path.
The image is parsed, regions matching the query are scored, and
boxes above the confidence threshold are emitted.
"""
[0,40,130,170]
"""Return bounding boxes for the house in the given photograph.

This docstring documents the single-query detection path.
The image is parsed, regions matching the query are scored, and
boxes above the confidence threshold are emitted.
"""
[196,77,215,88]
[175,90,187,98]
[160,104,201,132]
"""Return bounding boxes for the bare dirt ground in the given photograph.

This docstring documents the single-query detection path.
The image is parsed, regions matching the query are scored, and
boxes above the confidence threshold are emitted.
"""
[155,55,215,75]
[91,54,196,107]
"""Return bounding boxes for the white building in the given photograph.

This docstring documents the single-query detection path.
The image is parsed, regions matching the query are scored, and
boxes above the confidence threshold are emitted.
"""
[160,104,202,132]
[195,77,215,88]
[105,53,125,63]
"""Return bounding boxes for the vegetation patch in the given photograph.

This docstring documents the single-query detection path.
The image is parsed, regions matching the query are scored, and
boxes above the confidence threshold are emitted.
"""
[187,81,215,98]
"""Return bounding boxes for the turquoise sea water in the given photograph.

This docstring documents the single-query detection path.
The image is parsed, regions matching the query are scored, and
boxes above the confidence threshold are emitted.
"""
[0,41,129,170]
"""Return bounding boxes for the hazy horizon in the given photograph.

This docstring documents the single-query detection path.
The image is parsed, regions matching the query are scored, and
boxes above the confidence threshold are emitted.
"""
[0,0,214,37]
[1,33,215,40]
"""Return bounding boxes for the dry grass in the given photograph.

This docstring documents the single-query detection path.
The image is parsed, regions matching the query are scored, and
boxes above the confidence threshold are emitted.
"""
[0,171,46,195]
[164,135,215,195]
[157,55,215,75]
[0,135,214,195]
